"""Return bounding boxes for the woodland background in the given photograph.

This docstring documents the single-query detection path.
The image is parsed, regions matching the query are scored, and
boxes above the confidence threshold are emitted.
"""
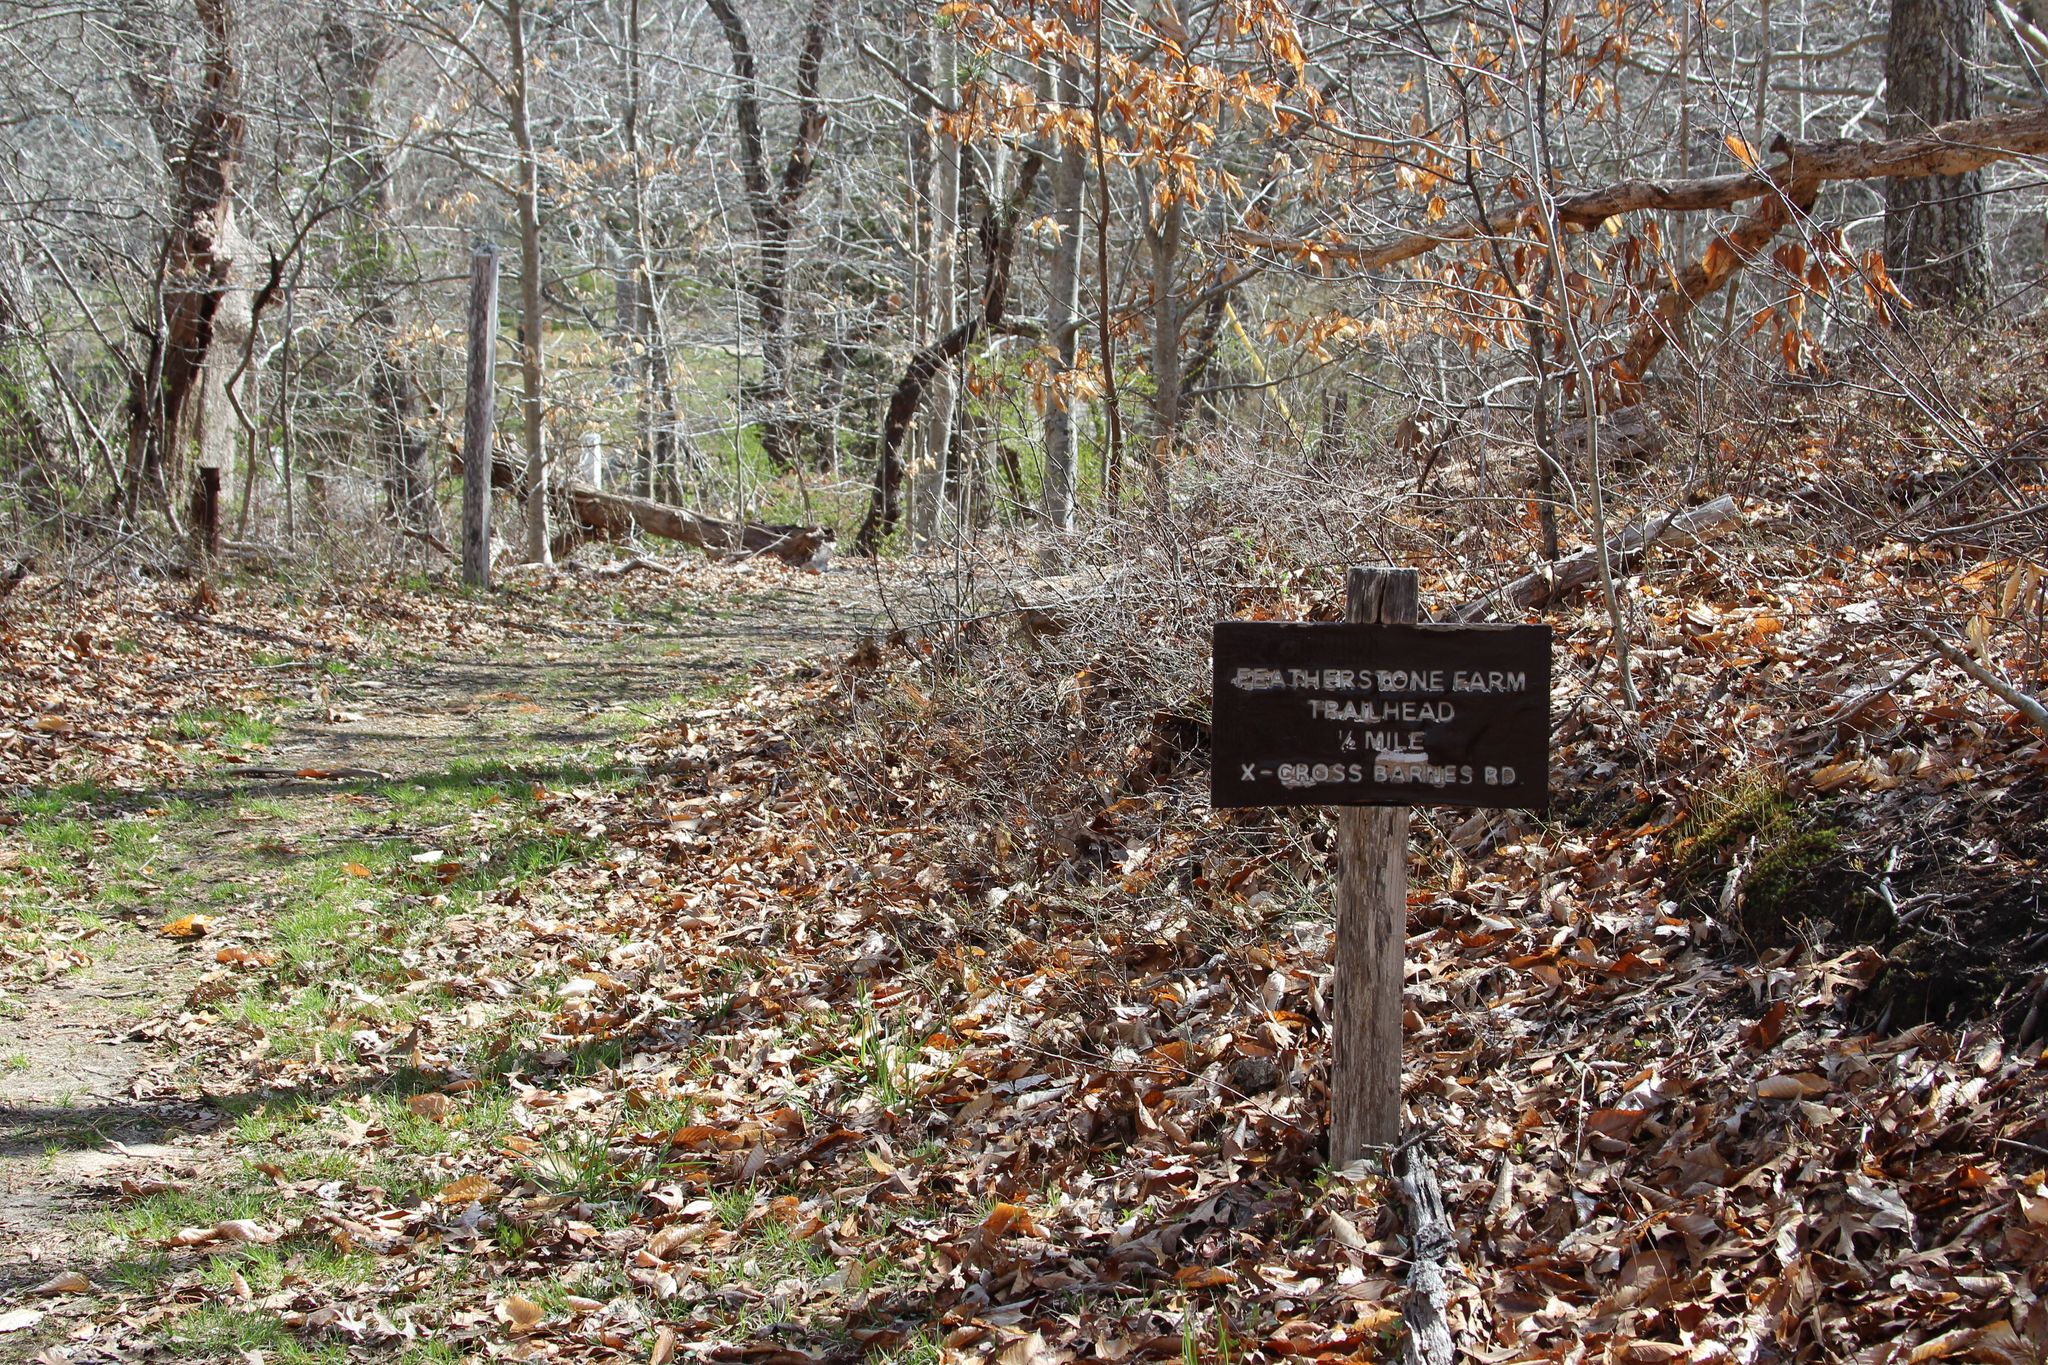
[1,0,2044,568]
[4,0,2048,1361]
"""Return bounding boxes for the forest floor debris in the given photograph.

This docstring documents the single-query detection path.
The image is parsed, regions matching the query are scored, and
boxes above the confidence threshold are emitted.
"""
[0,474,2044,1363]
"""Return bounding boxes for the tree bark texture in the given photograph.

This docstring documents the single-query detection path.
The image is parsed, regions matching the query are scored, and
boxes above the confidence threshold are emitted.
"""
[461,246,500,590]
[622,0,685,502]
[122,0,244,523]
[505,0,551,564]
[705,0,834,472]
[1039,64,1086,534]
[1884,0,1990,309]
[1145,195,1183,478]
[324,12,440,537]
[910,28,962,546]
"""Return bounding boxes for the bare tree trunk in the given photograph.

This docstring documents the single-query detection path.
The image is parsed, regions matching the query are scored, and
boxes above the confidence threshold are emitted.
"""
[1885,0,1990,309]
[122,0,243,525]
[623,0,683,501]
[704,0,834,472]
[910,28,961,546]
[324,11,439,537]
[1040,63,1085,534]
[504,0,550,564]
[1145,193,1182,483]
[1088,0,1124,510]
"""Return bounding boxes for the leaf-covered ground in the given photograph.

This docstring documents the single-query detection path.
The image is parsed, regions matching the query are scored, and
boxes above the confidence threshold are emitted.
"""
[1,506,2044,1364]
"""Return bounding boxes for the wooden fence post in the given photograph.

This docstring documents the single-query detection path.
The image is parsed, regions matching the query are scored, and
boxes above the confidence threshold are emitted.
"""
[194,465,222,562]
[462,244,500,590]
[1329,565,1420,1165]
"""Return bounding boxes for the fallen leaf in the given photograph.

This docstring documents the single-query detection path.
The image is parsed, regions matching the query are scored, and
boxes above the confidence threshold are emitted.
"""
[1174,1266,1238,1288]
[981,1201,1035,1237]
[1754,1074,1805,1100]
[650,1325,679,1365]
[0,1308,42,1333]
[30,1271,89,1296]
[500,1293,544,1330]
[437,1175,502,1205]
[407,1093,455,1121]
[2019,1189,2048,1227]
[166,1219,278,1247]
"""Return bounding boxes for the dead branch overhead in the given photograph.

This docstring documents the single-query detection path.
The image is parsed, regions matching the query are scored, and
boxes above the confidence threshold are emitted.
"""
[1235,108,2048,272]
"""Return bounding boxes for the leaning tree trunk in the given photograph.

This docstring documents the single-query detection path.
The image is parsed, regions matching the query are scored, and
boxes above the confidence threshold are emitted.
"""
[123,0,244,525]
[857,153,1043,555]
[1884,0,1990,309]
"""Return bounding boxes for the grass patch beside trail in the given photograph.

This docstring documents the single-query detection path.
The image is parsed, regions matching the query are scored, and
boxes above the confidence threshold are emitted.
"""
[168,705,281,752]
[73,740,647,1327]
[0,787,210,969]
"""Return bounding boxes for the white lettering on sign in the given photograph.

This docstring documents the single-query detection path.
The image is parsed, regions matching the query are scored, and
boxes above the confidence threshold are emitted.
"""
[1453,670,1528,693]
[1230,666,1531,696]
[1211,619,1550,809]
[1231,666,1288,691]
[1309,699,1456,724]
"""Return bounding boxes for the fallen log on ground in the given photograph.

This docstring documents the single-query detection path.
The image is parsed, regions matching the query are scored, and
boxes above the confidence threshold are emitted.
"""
[453,450,831,568]
[562,484,832,568]
[1450,494,1740,621]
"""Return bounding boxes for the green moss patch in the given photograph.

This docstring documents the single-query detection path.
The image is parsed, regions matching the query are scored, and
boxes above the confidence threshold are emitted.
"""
[1668,772,1889,948]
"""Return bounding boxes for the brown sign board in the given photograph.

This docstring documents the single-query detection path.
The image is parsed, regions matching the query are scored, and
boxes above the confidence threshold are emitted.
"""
[1211,621,1551,809]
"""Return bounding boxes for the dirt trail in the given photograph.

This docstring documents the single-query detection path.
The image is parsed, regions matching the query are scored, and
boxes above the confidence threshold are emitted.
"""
[0,570,879,1314]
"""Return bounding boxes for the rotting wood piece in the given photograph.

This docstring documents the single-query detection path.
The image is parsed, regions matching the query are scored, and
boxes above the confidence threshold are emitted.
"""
[1392,1139,1458,1365]
[562,484,831,568]
[453,450,831,568]
[1450,495,1739,622]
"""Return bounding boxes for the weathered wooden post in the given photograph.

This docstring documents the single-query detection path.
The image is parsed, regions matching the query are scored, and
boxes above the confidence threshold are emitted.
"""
[1330,566,1418,1159]
[194,465,223,562]
[462,244,500,590]
[1212,567,1550,1169]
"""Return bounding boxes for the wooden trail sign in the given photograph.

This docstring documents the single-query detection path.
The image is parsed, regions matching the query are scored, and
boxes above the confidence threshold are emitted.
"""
[1211,567,1552,1163]
[1212,621,1550,809]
